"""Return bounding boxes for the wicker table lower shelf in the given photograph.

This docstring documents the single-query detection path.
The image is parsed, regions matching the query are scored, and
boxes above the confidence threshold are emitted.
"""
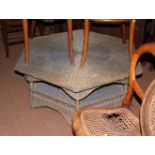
[26,76,127,124]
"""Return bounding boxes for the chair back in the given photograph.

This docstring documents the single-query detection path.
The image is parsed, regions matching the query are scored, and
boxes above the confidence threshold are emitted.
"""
[123,42,155,105]
[123,42,155,134]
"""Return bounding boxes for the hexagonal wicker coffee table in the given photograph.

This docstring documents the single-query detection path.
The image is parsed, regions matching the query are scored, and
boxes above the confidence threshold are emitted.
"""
[15,30,142,123]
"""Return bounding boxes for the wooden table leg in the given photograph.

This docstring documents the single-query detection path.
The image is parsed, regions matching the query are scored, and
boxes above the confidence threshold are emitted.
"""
[129,20,136,59]
[23,19,29,64]
[80,19,90,69]
[67,19,74,65]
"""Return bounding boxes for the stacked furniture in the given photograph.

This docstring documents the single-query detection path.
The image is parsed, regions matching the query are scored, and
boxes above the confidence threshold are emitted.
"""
[15,29,142,124]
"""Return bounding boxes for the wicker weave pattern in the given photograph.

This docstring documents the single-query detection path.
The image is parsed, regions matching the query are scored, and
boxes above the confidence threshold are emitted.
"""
[63,88,95,100]
[27,77,127,123]
[78,79,155,136]
[15,30,142,92]
[30,90,75,123]
[80,108,141,136]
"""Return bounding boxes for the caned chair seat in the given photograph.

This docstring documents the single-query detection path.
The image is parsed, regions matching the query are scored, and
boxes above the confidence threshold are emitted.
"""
[73,107,141,136]
[73,78,155,136]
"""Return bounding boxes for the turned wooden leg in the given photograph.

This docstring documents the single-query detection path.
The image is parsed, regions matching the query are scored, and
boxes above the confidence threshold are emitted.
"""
[129,20,136,59]
[1,22,9,57]
[121,23,127,44]
[79,19,90,69]
[67,19,74,65]
[23,19,29,64]
[122,84,133,106]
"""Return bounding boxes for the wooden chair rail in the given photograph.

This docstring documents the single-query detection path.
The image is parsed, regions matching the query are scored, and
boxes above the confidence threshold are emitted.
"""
[123,42,155,105]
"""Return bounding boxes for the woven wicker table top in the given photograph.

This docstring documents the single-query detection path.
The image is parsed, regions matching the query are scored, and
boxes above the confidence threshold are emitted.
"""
[15,30,142,92]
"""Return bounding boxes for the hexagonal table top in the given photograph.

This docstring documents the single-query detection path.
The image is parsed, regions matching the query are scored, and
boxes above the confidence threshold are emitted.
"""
[15,30,142,92]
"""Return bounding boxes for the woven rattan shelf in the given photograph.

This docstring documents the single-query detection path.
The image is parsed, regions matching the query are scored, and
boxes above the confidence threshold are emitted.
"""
[26,76,128,123]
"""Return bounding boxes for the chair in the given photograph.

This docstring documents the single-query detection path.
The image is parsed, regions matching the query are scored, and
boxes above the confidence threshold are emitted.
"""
[72,42,155,136]
[22,19,74,65]
[1,19,23,57]
[80,19,136,69]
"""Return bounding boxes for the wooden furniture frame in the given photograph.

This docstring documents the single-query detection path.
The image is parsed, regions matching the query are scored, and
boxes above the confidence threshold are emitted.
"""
[72,42,155,136]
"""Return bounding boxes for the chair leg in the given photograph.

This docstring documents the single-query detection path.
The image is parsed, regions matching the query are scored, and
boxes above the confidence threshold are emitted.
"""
[1,22,9,57]
[121,23,127,44]
[79,19,90,69]
[122,84,133,106]
[23,19,29,64]
[67,19,74,65]
[129,20,136,59]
